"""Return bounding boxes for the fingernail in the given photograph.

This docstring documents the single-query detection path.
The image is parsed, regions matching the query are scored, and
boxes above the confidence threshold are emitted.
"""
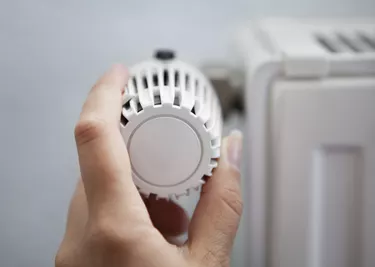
[227,130,243,170]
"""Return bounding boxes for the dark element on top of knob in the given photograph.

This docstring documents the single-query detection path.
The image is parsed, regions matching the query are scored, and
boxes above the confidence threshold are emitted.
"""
[154,49,176,61]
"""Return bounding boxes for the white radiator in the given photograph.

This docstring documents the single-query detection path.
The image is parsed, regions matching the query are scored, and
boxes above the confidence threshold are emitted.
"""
[237,18,375,267]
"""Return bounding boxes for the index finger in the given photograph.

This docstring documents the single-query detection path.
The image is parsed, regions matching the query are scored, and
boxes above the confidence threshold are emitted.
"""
[75,64,149,223]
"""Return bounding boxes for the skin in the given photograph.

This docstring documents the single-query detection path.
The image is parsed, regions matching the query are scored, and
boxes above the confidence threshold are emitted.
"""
[55,64,243,267]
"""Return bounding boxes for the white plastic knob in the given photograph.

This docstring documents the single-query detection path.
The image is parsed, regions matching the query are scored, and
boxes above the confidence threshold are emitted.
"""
[120,55,222,198]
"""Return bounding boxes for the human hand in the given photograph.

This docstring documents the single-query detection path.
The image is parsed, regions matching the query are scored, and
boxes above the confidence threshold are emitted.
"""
[55,65,243,267]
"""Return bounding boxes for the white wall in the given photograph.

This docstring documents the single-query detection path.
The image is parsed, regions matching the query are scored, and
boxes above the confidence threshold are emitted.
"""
[0,1,374,266]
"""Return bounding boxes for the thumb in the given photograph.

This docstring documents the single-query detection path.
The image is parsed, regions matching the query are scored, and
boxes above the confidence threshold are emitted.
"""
[187,131,243,266]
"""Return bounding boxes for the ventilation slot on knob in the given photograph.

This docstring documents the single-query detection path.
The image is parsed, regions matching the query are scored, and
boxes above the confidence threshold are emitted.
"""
[163,70,169,86]
[185,74,190,91]
[154,94,162,106]
[195,82,201,97]
[142,76,148,89]
[153,74,159,86]
[174,71,180,87]
[191,106,196,115]
[120,113,129,127]
[134,99,143,113]
[124,100,131,111]
[173,91,181,107]
[132,77,138,92]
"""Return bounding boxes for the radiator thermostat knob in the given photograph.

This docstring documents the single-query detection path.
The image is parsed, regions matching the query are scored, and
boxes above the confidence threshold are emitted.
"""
[121,54,222,198]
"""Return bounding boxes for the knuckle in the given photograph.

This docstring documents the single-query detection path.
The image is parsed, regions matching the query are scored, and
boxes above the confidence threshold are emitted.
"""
[55,251,73,267]
[55,240,77,267]
[74,117,107,146]
[55,254,64,267]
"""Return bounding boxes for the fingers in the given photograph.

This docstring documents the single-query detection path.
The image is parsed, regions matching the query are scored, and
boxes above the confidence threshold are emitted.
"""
[75,65,149,223]
[143,195,189,239]
[188,131,243,266]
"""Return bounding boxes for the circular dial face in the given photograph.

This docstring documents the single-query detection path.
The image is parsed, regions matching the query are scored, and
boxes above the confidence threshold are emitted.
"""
[128,116,202,187]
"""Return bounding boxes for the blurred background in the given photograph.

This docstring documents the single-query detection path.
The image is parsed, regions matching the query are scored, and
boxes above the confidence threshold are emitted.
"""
[0,1,374,267]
